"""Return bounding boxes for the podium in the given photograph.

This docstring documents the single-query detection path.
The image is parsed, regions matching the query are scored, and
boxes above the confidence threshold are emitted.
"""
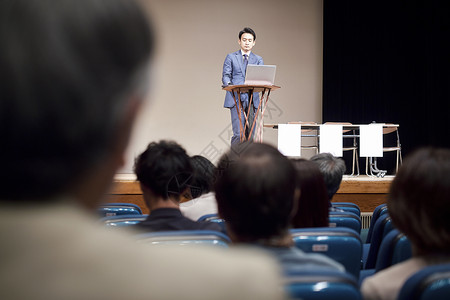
[223,84,280,142]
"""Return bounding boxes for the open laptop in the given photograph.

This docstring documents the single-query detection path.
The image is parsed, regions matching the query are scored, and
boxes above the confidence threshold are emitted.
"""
[244,64,276,85]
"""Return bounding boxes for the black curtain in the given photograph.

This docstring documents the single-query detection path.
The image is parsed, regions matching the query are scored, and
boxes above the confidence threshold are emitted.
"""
[323,0,450,173]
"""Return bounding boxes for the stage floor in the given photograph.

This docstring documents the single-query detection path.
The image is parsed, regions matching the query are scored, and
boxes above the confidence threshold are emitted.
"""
[107,174,394,214]
[334,175,393,212]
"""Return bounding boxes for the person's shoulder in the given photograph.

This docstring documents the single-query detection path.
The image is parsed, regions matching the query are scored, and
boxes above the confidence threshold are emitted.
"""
[360,257,428,300]
[226,50,241,57]
[250,52,263,60]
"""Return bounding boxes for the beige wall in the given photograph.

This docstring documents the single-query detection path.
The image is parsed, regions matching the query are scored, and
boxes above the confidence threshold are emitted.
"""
[120,0,323,173]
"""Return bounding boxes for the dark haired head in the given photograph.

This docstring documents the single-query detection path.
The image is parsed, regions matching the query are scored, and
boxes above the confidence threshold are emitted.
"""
[239,27,256,40]
[388,147,450,255]
[310,153,346,200]
[215,142,297,243]
[0,0,154,201]
[291,159,329,228]
[134,141,193,201]
[189,155,216,198]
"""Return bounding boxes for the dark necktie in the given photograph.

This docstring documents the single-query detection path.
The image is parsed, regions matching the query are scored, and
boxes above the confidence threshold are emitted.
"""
[243,54,248,73]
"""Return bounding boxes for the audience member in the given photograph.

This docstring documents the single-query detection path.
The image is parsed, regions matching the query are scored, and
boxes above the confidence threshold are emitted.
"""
[215,142,345,273]
[133,141,224,233]
[291,159,329,228]
[361,147,450,300]
[310,153,346,212]
[0,1,286,299]
[180,155,219,221]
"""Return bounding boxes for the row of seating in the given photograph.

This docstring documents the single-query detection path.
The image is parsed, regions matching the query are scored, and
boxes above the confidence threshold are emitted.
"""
[97,202,450,299]
[97,204,408,280]
[98,202,361,218]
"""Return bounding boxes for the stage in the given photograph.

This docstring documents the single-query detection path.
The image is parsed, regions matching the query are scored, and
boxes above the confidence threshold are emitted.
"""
[333,175,392,212]
[106,174,393,214]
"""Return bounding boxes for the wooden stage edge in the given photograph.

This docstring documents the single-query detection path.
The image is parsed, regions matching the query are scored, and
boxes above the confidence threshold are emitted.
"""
[105,174,393,214]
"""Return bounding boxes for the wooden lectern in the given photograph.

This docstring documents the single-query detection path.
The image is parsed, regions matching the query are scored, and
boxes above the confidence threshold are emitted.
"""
[222,84,280,142]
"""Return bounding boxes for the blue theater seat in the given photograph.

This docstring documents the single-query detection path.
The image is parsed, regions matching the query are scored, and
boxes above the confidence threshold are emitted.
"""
[333,202,361,216]
[365,203,388,243]
[329,211,362,234]
[398,263,450,300]
[290,227,362,279]
[100,214,147,227]
[375,228,412,272]
[98,203,142,217]
[362,214,394,270]
[284,269,362,300]
[359,228,412,285]
[134,230,231,248]
[197,213,227,233]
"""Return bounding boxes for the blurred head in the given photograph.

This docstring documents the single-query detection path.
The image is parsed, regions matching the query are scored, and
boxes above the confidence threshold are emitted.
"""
[291,159,329,228]
[134,141,193,204]
[310,153,346,200]
[215,142,297,244]
[0,0,154,206]
[388,147,450,255]
[189,155,216,198]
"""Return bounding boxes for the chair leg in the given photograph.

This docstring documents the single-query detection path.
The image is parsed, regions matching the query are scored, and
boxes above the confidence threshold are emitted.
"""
[366,158,371,176]
[349,148,360,177]
[395,150,399,173]
[349,149,355,176]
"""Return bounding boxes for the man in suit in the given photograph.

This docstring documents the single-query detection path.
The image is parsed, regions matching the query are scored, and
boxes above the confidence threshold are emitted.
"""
[222,27,264,145]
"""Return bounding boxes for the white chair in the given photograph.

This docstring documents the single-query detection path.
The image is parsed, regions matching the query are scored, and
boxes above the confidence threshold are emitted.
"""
[366,124,402,177]
[324,122,360,176]
[288,121,319,155]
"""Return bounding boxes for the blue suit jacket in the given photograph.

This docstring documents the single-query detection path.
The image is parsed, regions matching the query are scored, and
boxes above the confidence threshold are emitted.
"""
[222,50,264,108]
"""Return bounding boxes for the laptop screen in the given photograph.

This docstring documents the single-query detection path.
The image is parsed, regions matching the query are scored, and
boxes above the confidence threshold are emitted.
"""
[244,65,276,85]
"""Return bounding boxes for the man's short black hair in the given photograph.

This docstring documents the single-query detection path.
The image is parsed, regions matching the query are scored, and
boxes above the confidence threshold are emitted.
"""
[134,141,193,200]
[239,27,256,40]
[215,142,296,242]
[0,0,154,201]
[189,155,216,198]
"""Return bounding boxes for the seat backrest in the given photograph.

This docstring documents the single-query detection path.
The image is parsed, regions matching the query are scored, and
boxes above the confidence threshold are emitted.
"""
[323,121,354,134]
[398,263,450,300]
[364,214,394,269]
[290,227,362,279]
[288,121,318,134]
[375,229,412,272]
[284,269,362,300]
[98,203,142,217]
[329,212,362,234]
[100,214,147,227]
[366,204,388,243]
[197,213,221,222]
[197,213,227,233]
[333,202,361,216]
[134,230,231,248]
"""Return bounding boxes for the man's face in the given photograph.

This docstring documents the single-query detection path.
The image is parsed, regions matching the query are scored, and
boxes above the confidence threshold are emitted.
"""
[238,33,255,53]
